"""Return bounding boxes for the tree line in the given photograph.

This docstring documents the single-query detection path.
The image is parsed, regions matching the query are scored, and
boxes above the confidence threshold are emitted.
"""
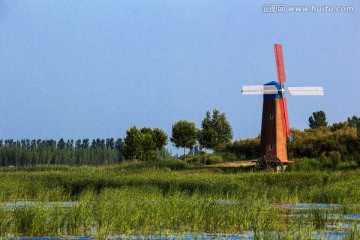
[0,138,124,167]
[1,110,358,167]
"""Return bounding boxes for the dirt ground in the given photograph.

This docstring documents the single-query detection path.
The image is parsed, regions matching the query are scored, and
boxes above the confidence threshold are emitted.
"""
[211,161,257,167]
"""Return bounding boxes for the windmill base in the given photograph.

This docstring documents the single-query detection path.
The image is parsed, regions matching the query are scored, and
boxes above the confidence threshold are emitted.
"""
[256,155,285,172]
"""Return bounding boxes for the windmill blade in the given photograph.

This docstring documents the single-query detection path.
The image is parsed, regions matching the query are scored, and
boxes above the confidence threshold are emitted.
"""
[242,85,279,95]
[279,96,291,138]
[288,87,324,95]
[274,44,287,85]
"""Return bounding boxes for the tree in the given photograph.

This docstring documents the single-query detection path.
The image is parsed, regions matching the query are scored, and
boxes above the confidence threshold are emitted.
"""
[152,128,168,150]
[106,138,115,150]
[122,126,142,160]
[348,115,360,132]
[198,109,233,150]
[122,126,168,161]
[140,132,156,161]
[115,138,124,162]
[139,127,168,161]
[309,110,328,129]
[82,139,90,149]
[57,138,66,150]
[170,120,197,161]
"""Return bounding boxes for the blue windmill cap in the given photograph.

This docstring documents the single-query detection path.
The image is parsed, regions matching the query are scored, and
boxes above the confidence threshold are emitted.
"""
[263,81,284,99]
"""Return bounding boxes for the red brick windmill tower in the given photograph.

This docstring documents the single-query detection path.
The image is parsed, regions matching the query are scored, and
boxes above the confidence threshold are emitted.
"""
[242,44,324,171]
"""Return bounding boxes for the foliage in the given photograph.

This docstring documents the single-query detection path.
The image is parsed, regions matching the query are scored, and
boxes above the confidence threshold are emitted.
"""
[152,128,169,150]
[0,138,123,167]
[217,152,238,162]
[330,121,347,131]
[119,159,189,171]
[219,137,260,160]
[288,125,359,161]
[335,161,359,170]
[122,126,168,161]
[170,120,197,161]
[348,115,360,137]
[198,109,233,150]
[308,110,328,129]
[219,115,360,168]
[122,126,142,161]
[287,158,331,171]
[189,153,224,165]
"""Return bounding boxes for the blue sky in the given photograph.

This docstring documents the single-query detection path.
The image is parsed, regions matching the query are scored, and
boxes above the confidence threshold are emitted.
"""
[0,1,359,152]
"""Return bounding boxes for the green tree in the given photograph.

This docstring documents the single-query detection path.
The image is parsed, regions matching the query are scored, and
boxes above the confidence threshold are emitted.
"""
[140,127,153,135]
[122,126,142,160]
[348,115,360,135]
[122,127,168,161]
[139,127,168,161]
[170,120,197,161]
[198,109,233,150]
[139,127,156,161]
[140,132,156,161]
[152,128,168,150]
[115,138,124,162]
[309,110,328,129]
[330,121,347,131]
[57,138,66,150]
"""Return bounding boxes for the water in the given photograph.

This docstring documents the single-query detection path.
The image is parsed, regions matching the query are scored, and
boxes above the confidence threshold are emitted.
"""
[3,201,77,210]
[282,203,350,210]
[290,213,360,221]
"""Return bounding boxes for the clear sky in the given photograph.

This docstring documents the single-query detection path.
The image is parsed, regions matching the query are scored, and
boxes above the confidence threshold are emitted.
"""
[0,1,359,152]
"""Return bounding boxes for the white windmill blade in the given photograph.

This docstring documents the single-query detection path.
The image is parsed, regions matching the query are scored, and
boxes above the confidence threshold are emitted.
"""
[241,85,279,95]
[287,87,324,96]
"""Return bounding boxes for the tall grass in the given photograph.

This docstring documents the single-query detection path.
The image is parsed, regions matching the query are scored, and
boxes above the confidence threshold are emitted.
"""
[0,187,286,237]
[0,164,359,238]
[1,165,360,203]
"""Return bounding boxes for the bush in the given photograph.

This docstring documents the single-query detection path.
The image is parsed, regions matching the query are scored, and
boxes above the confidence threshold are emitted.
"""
[206,154,224,165]
[288,157,359,171]
[123,159,189,171]
[335,161,358,170]
[329,151,341,169]
[288,158,323,171]
[218,152,237,162]
[220,138,260,159]
[188,154,224,165]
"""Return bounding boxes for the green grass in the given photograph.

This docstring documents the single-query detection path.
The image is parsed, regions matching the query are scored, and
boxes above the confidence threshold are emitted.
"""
[0,162,359,238]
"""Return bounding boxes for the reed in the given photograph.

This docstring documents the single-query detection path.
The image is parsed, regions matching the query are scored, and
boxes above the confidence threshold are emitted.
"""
[0,165,359,238]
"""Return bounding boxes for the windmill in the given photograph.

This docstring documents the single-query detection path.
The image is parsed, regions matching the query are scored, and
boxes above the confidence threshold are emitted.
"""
[242,44,324,171]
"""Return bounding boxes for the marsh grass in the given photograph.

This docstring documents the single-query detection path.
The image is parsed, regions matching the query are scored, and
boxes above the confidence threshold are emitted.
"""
[0,165,359,238]
[0,189,285,237]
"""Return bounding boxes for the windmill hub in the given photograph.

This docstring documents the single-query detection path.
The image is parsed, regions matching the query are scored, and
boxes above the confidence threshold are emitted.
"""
[241,44,324,171]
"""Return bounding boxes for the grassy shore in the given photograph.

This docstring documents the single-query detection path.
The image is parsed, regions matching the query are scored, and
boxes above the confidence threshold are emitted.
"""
[0,161,359,238]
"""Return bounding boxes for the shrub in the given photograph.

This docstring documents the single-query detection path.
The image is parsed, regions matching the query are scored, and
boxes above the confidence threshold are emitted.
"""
[288,158,323,171]
[335,161,358,170]
[329,151,341,169]
[206,154,224,165]
[123,159,189,171]
[218,152,237,162]
[188,154,224,165]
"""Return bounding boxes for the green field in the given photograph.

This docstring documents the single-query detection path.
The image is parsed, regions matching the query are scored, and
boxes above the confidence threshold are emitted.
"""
[0,161,359,238]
